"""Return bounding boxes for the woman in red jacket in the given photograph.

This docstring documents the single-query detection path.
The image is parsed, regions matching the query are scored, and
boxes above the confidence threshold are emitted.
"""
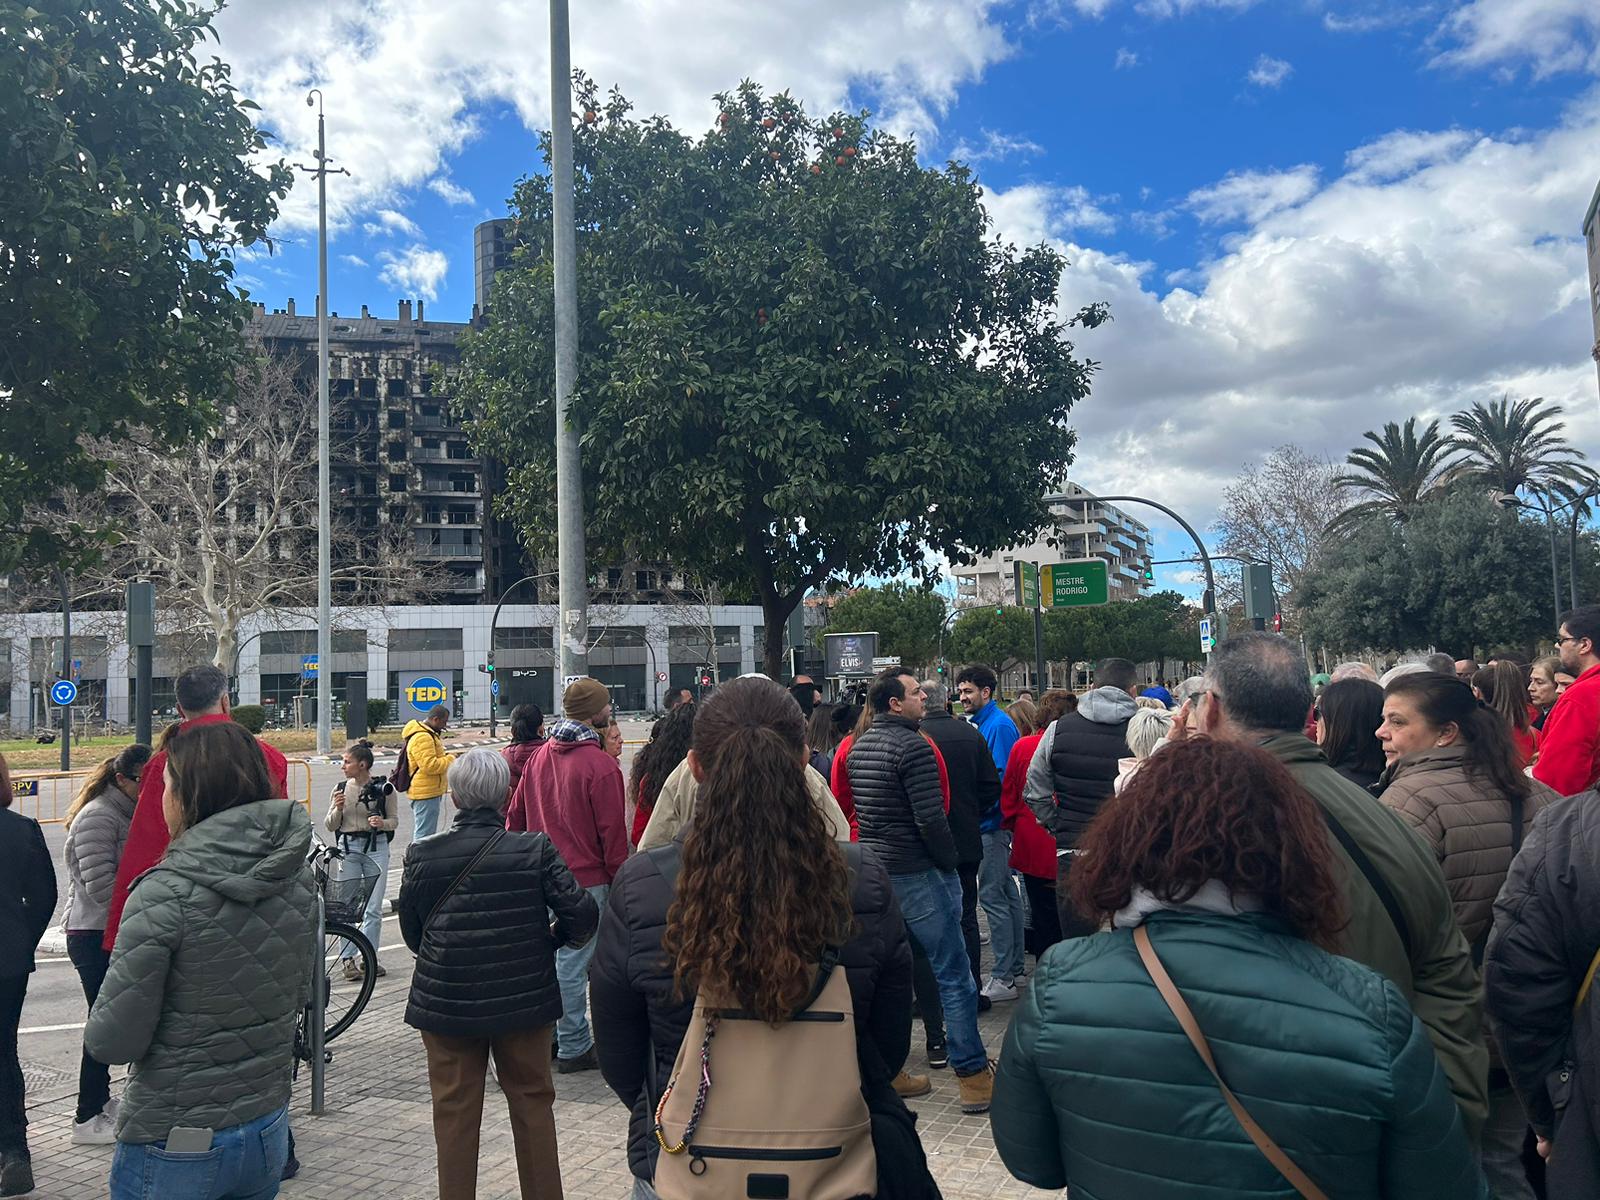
[1001,690,1078,959]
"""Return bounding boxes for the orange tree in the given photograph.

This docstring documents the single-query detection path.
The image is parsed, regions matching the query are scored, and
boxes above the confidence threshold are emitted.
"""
[460,77,1106,676]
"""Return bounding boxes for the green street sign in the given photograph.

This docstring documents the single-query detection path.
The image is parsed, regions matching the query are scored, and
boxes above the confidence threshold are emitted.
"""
[1014,561,1039,608]
[1041,559,1111,608]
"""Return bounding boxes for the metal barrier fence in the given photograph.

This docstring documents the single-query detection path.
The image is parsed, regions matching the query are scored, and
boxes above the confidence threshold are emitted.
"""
[11,759,316,826]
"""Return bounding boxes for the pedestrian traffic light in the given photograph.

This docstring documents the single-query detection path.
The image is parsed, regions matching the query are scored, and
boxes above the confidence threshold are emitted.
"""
[1273,611,1283,633]
[699,672,712,687]
[994,605,1003,616]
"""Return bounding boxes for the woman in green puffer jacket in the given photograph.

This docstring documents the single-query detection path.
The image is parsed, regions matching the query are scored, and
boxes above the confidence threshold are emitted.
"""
[991,736,1485,1200]
[86,721,315,1200]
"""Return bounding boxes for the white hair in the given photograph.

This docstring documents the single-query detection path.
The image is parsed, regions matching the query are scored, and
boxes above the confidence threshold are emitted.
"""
[449,747,511,811]
[1330,661,1379,683]
[1378,661,1431,689]
[1126,706,1175,760]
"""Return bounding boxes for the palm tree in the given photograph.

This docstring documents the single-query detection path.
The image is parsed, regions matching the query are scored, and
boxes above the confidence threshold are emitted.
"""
[1448,395,1598,499]
[1328,417,1461,533]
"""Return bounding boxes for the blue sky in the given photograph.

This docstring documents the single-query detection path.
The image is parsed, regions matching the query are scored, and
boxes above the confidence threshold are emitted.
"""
[212,0,1600,588]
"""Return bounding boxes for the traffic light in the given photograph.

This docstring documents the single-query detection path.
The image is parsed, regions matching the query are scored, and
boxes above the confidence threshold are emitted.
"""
[1144,565,1155,582]
[995,605,1004,616]
[699,671,712,687]
[1273,611,1283,633]
[937,664,947,675]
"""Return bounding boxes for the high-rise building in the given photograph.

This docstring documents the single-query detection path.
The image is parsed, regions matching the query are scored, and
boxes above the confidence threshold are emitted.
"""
[474,218,514,313]
[1584,179,1600,398]
[953,482,1153,606]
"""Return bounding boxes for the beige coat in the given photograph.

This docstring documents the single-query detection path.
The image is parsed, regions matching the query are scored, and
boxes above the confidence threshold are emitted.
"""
[636,758,849,850]
[1378,745,1552,947]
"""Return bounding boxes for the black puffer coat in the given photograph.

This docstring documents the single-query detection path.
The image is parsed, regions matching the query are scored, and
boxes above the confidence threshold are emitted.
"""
[1485,790,1600,1197]
[398,805,598,1037]
[590,840,913,1181]
[920,709,996,867]
[847,714,958,873]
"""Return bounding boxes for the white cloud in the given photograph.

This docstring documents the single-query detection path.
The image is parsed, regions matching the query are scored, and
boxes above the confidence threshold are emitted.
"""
[213,0,1016,234]
[950,129,1044,164]
[377,245,450,301]
[984,183,1118,241]
[362,209,421,239]
[1114,47,1140,69]
[427,176,477,206]
[979,88,1600,533]
[340,253,369,267]
[1433,0,1600,77]
[1323,7,1432,34]
[1186,165,1319,223]
[1246,53,1293,87]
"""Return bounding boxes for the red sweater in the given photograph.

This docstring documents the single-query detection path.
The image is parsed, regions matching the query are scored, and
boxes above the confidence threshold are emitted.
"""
[505,738,627,887]
[1532,662,1600,797]
[830,732,950,841]
[104,713,289,950]
[1000,731,1057,879]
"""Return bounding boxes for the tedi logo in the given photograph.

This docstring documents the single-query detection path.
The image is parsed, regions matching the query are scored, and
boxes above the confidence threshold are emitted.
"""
[405,676,448,713]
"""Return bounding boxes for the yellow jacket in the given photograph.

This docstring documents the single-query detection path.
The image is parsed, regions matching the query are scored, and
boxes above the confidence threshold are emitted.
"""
[400,719,455,801]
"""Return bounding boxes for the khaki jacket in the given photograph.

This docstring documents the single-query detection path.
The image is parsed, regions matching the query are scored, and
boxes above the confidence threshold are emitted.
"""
[1378,745,1552,947]
[636,758,849,850]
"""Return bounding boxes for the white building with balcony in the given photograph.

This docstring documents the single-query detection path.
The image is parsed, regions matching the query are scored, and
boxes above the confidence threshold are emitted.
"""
[953,482,1154,606]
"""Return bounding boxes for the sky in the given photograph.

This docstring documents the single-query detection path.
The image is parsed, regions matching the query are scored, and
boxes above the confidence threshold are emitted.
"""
[210,0,1600,591]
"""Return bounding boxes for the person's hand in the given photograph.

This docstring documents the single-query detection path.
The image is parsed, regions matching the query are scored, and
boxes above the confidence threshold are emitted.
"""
[367,815,383,830]
[1169,699,1193,742]
[1537,1136,1552,1161]
[332,791,346,808]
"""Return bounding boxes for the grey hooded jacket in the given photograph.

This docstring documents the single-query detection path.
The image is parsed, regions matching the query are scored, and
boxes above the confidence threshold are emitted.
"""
[85,799,315,1144]
[63,787,136,932]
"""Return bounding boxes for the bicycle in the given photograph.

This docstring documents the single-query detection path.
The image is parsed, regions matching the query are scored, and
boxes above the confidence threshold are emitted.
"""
[294,840,382,1069]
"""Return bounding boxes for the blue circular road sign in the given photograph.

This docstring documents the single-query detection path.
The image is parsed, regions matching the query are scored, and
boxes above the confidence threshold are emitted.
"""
[50,679,79,706]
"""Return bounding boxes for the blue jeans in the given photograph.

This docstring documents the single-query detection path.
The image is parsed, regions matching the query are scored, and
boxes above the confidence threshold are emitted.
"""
[979,831,1025,983]
[336,835,389,956]
[110,1105,288,1200]
[555,883,609,1058]
[889,869,986,1075]
[411,795,444,841]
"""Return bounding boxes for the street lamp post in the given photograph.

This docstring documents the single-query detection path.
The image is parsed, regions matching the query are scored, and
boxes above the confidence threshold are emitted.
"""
[1567,489,1600,611]
[300,90,348,755]
[1498,492,1564,628]
[1044,492,1218,661]
[549,0,588,700]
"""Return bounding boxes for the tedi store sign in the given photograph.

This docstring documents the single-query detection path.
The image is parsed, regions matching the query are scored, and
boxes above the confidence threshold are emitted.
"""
[400,672,450,714]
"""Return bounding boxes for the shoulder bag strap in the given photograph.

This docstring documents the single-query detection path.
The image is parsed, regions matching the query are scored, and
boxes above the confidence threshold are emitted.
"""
[1576,946,1600,1014]
[1319,804,1413,959]
[423,829,505,936]
[1133,926,1330,1200]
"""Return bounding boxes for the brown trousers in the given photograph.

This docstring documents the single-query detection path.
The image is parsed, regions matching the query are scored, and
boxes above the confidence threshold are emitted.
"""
[421,1024,563,1200]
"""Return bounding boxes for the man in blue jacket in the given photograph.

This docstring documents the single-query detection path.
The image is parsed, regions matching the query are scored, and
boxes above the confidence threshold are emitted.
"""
[956,664,1024,1002]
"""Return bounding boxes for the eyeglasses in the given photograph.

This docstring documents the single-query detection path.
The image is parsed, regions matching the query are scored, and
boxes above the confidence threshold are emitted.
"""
[1555,635,1586,646]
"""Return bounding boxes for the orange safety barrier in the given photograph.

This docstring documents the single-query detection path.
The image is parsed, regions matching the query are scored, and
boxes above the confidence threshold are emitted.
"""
[13,761,317,826]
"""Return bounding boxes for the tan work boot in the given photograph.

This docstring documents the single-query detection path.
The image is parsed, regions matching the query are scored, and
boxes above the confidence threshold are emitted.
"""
[891,1070,931,1099]
[957,1060,996,1114]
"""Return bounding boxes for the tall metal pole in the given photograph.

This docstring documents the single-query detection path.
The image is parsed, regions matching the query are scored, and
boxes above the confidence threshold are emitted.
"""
[59,570,71,771]
[301,91,346,755]
[487,571,558,737]
[549,0,588,706]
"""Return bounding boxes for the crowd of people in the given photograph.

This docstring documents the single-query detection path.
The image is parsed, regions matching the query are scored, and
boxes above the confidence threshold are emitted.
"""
[0,615,1598,1198]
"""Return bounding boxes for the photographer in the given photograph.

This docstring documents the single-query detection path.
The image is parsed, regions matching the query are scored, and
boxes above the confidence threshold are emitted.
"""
[325,739,398,980]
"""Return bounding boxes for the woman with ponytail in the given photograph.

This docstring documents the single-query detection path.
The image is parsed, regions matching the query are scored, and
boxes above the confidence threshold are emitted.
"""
[62,743,150,1145]
[590,676,913,1199]
[1471,661,1538,767]
[1376,672,1556,1198]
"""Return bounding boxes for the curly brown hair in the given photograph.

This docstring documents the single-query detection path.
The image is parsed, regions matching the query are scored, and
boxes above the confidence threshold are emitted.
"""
[1036,689,1076,728]
[662,676,854,1024]
[1069,737,1347,951]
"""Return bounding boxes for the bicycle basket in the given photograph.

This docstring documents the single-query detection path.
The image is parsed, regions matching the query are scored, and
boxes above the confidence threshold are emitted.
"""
[315,848,382,924]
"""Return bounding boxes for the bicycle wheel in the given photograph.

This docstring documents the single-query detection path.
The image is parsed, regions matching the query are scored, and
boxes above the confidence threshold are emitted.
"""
[321,921,377,1043]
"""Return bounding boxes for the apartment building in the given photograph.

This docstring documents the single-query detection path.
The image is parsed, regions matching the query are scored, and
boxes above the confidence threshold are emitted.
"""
[953,482,1153,606]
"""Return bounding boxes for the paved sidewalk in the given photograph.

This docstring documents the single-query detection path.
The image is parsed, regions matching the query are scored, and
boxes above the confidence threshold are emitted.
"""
[23,946,1047,1199]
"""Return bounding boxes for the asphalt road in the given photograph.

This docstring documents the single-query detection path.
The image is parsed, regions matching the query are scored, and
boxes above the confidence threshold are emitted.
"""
[17,726,649,1108]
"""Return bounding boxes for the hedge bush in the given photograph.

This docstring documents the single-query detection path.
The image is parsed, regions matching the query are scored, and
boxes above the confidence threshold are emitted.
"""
[367,698,392,732]
[232,704,266,733]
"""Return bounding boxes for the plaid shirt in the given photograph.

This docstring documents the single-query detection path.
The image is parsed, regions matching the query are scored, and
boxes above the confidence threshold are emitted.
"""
[547,718,601,745]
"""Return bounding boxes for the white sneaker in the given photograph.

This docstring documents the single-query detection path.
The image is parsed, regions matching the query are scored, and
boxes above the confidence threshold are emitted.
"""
[103,1097,120,1122]
[980,977,1018,1003]
[71,1111,117,1146]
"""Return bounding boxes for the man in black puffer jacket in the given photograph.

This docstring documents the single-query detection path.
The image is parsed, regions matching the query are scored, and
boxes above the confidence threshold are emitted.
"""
[848,669,994,1113]
[398,748,598,1200]
[1022,657,1139,937]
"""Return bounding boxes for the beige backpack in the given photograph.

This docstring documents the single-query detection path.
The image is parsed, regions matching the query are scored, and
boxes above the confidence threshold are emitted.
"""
[651,946,877,1200]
